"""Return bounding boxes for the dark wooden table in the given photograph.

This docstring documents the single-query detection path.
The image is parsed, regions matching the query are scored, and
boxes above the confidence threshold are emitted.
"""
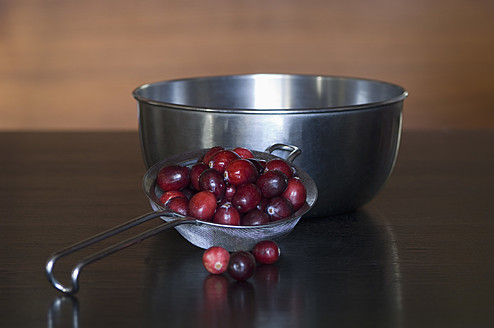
[1,130,493,328]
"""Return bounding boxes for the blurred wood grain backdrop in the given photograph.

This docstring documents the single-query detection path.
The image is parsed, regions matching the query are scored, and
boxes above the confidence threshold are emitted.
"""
[1,0,493,130]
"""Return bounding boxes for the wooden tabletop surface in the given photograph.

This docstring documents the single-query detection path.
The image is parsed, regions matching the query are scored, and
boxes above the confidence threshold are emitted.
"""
[0,130,493,327]
[2,0,494,130]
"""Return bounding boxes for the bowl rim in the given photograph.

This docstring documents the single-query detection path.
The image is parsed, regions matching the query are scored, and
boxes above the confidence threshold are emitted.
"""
[132,73,408,114]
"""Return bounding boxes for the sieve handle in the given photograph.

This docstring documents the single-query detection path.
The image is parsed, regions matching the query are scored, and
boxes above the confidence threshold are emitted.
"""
[45,211,197,294]
[265,143,301,163]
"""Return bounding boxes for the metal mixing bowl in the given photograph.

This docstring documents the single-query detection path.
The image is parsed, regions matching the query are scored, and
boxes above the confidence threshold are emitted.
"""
[133,74,407,217]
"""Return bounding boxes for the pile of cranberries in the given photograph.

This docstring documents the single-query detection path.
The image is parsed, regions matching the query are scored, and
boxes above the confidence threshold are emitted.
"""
[202,240,280,281]
[156,146,307,225]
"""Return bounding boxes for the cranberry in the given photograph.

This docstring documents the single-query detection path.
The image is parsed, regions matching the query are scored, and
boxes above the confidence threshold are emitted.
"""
[224,159,259,187]
[246,158,265,175]
[241,209,270,226]
[202,146,224,165]
[256,170,288,198]
[256,197,269,212]
[159,190,186,206]
[232,147,254,159]
[227,251,256,281]
[181,187,195,200]
[213,202,241,226]
[265,159,293,179]
[209,150,240,174]
[189,163,209,191]
[232,183,262,213]
[224,184,236,202]
[282,177,307,211]
[166,196,189,216]
[156,165,190,191]
[199,168,226,201]
[203,246,230,274]
[188,191,217,221]
[266,196,294,221]
[252,240,280,264]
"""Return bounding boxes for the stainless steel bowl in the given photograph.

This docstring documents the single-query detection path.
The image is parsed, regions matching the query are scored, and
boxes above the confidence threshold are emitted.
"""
[133,74,407,217]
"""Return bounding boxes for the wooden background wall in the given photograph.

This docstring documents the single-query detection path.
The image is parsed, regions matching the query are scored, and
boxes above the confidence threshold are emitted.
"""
[1,0,493,131]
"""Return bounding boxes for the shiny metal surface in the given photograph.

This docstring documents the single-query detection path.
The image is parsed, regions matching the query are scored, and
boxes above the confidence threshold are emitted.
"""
[133,74,407,217]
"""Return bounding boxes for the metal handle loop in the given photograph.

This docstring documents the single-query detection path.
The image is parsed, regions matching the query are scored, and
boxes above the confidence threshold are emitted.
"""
[265,143,301,163]
[45,211,196,294]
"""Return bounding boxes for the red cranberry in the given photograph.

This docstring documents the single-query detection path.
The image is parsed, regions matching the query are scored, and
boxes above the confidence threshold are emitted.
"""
[252,240,280,264]
[224,184,236,202]
[241,209,270,226]
[282,177,307,211]
[227,251,256,281]
[256,197,269,212]
[213,202,241,226]
[266,196,294,221]
[159,190,186,206]
[224,159,259,187]
[256,170,288,198]
[188,191,217,221]
[156,165,190,191]
[232,147,254,159]
[232,183,262,213]
[189,163,209,191]
[203,246,230,274]
[166,196,189,216]
[180,187,195,200]
[247,158,265,175]
[265,159,293,179]
[202,146,224,165]
[209,150,240,174]
[199,168,226,201]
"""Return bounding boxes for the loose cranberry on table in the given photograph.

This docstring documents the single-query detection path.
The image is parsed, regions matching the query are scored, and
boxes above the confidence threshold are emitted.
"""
[282,177,307,211]
[203,246,230,275]
[199,168,226,201]
[156,165,190,191]
[265,159,294,179]
[213,201,241,226]
[256,170,288,198]
[188,191,217,221]
[208,150,240,174]
[252,240,281,264]
[224,159,259,187]
[227,251,256,281]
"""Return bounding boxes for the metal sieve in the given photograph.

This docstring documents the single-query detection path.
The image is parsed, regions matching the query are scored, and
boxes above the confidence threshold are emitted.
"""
[45,143,318,294]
